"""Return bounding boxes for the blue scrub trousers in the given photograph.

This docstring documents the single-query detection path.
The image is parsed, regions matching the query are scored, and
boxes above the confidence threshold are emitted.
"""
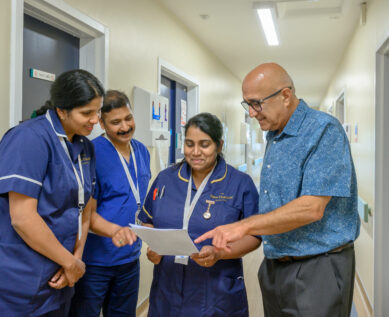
[70,260,140,317]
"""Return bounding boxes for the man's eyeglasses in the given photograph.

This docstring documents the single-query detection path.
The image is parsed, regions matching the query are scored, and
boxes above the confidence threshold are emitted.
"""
[241,86,292,113]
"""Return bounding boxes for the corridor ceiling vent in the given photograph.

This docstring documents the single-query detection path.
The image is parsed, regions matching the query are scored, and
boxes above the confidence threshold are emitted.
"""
[253,2,280,46]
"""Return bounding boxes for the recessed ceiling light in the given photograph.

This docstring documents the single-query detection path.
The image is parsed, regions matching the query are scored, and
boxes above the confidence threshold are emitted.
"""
[254,2,280,46]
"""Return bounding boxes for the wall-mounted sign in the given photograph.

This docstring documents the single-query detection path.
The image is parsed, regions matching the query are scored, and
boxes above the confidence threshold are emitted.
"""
[180,99,187,126]
[30,68,55,82]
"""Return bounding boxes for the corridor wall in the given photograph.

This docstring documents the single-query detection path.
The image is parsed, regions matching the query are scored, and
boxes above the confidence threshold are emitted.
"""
[320,0,389,306]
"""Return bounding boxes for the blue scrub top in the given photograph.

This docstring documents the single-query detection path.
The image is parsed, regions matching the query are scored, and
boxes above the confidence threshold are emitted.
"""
[138,158,259,317]
[0,109,95,316]
[83,136,151,266]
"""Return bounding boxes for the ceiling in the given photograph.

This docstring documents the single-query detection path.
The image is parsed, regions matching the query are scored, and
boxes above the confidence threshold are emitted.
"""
[156,0,366,108]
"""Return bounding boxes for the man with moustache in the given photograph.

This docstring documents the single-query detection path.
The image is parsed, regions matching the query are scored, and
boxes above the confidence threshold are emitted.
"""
[70,90,151,317]
[196,63,360,317]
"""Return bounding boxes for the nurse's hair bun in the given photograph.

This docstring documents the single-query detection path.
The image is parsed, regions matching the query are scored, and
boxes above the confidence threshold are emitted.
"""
[32,101,54,118]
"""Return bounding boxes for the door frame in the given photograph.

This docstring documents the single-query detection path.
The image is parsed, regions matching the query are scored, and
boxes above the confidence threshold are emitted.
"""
[10,0,109,127]
[157,57,199,119]
[374,30,389,316]
[334,88,346,124]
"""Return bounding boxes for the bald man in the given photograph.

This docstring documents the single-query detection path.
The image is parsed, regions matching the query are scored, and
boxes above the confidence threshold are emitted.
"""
[196,63,360,316]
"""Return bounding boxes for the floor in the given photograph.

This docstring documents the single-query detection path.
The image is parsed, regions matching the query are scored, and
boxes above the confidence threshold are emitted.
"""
[242,245,264,316]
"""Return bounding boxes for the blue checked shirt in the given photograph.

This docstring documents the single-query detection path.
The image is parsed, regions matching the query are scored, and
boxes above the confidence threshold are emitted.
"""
[259,100,360,259]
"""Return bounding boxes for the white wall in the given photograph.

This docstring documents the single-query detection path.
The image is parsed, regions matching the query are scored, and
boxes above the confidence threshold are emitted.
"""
[320,0,389,304]
[0,1,11,135]
[0,0,249,306]
[60,0,247,304]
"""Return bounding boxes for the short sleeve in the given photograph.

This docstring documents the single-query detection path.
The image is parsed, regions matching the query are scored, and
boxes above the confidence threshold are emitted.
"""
[0,127,49,199]
[238,175,260,240]
[138,175,159,224]
[301,122,352,197]
[240,176,259,220]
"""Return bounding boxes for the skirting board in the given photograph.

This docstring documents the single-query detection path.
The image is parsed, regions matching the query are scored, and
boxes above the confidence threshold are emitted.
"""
[136,297,149,317]
[354,271,373,317]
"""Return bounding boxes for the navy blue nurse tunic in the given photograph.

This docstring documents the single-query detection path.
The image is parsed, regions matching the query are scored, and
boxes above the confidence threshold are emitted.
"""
[0,109,95,316]
[138,158,259,317]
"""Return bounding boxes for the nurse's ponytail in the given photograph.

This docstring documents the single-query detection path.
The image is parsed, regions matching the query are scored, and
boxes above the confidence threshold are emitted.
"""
[32,69,104,117]
[31,101,54,118]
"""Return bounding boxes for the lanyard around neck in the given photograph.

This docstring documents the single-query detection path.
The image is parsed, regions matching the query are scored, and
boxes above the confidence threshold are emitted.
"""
[104,136,141,221]
[175,164,216,265]
[60,139,85,240]
[183,164,216,230]
[46,111,85,239]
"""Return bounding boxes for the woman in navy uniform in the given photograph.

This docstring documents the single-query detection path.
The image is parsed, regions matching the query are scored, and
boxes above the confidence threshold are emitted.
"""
[0,70,104,316]
[138,112,261,317]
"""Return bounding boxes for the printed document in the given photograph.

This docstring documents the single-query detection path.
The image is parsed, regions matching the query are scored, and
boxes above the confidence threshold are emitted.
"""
[129,224,199,256]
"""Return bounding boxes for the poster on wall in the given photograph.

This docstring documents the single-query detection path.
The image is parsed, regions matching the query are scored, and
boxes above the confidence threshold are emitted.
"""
[222,122,228,152]
[180,100,187,126]
[180,127,185,154]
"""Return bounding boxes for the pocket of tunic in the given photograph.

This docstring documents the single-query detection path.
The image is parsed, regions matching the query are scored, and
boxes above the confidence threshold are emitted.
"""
[212,275,248,314]
[0,242,43,310]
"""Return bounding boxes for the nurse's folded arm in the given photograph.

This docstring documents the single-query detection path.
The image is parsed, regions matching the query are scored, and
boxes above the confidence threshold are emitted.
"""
[9,191,85,287]
[48,197,93,289]
[73,197,94,260]
[88,197,137,247]
[48,268,67,289]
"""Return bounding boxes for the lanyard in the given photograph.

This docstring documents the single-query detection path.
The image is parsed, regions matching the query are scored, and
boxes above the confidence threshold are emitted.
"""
[175,164,216,265]
[60,139,85,240]
[104,136,141,224]
[46,112,85,240]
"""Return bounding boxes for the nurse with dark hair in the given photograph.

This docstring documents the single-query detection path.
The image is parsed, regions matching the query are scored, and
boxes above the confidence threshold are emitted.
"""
[139,112,261,317]
[0,69,104,316]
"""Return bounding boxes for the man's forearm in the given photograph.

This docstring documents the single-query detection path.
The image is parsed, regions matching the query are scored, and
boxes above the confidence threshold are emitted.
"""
[243,195,330,236]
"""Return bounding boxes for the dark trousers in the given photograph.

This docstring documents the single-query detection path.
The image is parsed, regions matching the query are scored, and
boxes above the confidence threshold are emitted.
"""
[69,260,140,317]
[258,247,355,317]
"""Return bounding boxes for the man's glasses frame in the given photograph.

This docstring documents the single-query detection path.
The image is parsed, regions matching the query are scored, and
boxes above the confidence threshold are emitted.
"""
[241,86,292,113]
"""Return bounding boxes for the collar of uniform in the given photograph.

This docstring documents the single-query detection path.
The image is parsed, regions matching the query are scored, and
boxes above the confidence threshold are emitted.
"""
[70,135,85,161]
[177,158,228,184]
[46,109,85,161]
[46,109,67,138]
[266,99,308,140]
[101,134,135,161]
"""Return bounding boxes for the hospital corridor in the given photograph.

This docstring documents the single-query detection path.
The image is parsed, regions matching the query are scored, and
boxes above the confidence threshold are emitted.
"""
[0,0,389,316]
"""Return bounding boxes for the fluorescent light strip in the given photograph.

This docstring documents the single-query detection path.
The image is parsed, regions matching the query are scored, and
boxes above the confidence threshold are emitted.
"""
[257,8,279,46]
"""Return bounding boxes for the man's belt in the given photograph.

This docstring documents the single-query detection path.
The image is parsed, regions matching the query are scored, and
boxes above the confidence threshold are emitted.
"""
[275,243,354,263]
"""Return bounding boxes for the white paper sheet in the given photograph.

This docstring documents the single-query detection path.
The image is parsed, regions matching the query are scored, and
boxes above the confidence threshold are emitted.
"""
[129,224,199,256]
